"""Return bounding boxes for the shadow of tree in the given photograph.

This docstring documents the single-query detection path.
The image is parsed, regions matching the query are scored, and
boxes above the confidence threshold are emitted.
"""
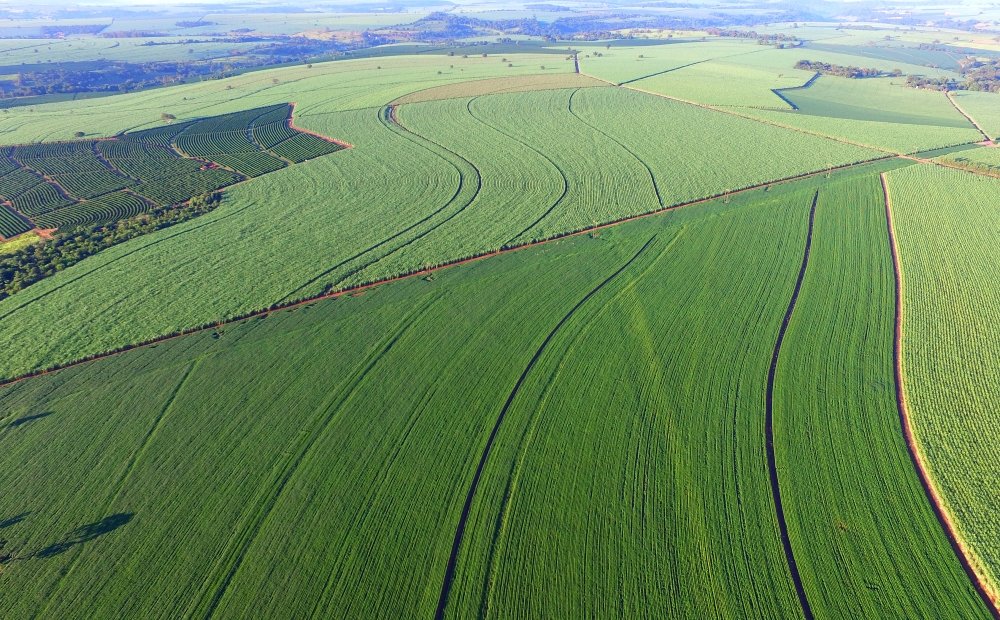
[0,513,29,529]
[7,412,53,428]
[35,513,133,559]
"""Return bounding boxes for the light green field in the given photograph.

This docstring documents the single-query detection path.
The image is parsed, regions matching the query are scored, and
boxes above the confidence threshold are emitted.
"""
[949,91,1000,140]
[782,76,973,128]
[0,38,261,66]
[575,40,761,85]
[737,107,982,153]
[0,53,573,144]
[630,59,813,108]
[888,164,1000,596]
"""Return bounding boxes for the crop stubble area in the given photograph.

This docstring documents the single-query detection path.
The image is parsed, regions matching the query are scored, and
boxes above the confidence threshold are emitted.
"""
[1,41,1000,618]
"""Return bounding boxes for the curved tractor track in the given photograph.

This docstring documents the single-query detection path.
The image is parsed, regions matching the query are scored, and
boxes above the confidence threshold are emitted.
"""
[433,234,660,620]
[765,190,818,620]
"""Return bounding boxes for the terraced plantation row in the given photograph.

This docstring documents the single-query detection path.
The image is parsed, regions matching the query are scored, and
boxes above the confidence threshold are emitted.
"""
[0,103,345,238]
[0,167,989,618]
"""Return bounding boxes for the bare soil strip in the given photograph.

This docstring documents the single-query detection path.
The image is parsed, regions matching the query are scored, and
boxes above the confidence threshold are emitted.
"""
[433,234,659,620]
[0,155,897,389]
[765,191,817,620]
[881,172,1000,617]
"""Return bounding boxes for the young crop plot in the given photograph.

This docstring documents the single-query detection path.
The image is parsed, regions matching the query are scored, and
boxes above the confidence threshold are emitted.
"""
[391,73,607,105]
[575,40,760,85]
[773,173,991,617]
[0,103,347,232]
[887,164,1000,598]
[936,146,1000,174]
[630,59,815,108]
[738,106,983,154]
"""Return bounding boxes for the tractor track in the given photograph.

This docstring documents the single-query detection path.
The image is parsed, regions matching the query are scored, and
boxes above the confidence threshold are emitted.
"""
[433,234,660,620]
[764,190,818,620]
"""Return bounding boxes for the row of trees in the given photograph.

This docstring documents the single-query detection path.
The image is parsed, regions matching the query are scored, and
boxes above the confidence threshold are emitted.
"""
[794,60,897,79]
[906,59,1000,93]
[0,192,222,300]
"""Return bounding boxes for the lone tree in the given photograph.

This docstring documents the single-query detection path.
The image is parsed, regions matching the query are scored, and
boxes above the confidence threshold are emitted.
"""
[73,131,85,138]
[161,112,176,122]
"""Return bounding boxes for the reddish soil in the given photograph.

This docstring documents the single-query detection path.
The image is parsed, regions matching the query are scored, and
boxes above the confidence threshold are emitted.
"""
[882,172,1000,617]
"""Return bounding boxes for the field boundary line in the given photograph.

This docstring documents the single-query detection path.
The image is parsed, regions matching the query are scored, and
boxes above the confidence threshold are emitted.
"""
[946,92,994,145]
[766,190,817,620]
[0,155,897,389]
[882,171,1000,617]
[433,234,660,620]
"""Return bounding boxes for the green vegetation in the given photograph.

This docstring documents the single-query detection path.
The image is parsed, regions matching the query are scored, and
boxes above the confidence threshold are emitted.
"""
[0,192,222,301]
[0,85,886,378]
[776,173,989,617]
[887,164,1000,596]
[779,76,973,128]
[948,91,1000,140]
[0,165,990,618]
[2,22,1000,619]
[0,205,30,238]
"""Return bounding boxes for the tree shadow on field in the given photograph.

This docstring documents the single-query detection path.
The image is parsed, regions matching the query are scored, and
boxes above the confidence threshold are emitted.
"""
[7,412,53,429]
[35,513,134,559]
[0,513,29,530]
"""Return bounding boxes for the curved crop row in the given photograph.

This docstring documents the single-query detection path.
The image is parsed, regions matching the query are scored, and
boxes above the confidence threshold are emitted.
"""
[33,191,150,230]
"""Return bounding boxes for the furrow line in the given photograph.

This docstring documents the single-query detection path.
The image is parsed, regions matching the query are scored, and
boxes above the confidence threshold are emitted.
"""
[765,190,817,620]
[433,234,659,620]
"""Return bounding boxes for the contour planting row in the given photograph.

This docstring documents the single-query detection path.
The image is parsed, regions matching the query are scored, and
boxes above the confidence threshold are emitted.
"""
[0,103,347,237]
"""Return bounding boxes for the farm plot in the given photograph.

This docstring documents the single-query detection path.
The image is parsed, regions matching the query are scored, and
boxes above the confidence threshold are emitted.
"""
[575,40,761,85]
[886,164,1000,597]
[936,146,1000,174]
[0,91,888,378]
[738,107,983,154]
[780,77,973,128]
[0,103,348,232]
[774,173,990,618]
[0,169,982,618]
[629,59,814,108]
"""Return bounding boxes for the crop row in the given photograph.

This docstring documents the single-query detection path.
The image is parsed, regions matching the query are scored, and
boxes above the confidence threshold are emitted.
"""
[211,151,287,177]
[33,191,150,230]
[0,204,30,238]
[133,168,242,206]
[11,182,74,217]
[269,133,345,163]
